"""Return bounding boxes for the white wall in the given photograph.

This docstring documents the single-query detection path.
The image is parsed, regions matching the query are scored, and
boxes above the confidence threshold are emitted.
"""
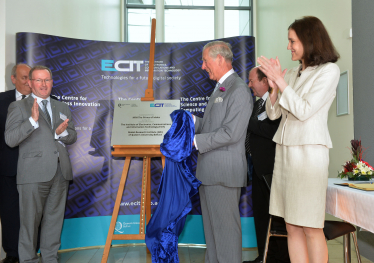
[255,0,354,180]
[2,0,122,92]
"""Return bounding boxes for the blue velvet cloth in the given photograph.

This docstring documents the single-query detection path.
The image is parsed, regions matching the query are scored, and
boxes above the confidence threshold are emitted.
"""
[145,110,201,263]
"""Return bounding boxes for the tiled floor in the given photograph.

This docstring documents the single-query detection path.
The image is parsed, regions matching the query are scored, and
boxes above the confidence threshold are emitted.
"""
[55,240,373,263]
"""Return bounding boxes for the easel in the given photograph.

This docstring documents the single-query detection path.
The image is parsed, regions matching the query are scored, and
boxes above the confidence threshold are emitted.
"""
[101,19,163,263]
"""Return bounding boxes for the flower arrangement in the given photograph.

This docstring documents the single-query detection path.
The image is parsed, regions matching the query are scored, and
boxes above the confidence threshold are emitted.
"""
[338,139,374,181]
[219,87,226,92]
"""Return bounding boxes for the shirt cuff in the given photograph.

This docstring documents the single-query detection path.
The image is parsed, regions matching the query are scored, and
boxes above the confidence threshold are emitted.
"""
[29,117,39,129]
[55,129,69,139]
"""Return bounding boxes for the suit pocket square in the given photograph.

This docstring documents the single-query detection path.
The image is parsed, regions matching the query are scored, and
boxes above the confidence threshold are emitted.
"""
[214,97,223,103]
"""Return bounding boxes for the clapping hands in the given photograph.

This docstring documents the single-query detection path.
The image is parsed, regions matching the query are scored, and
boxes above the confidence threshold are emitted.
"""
[257,56,287,89]
[56,119,69,135]
[257,56,288,104]
[31,98,39,122]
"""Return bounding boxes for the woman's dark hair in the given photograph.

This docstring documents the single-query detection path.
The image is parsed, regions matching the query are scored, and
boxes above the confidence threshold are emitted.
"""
[288,16,340,67]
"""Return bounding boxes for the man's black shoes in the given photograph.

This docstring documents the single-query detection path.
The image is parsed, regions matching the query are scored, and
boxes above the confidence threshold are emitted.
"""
[1,256,19,263]
[243,255,263,263]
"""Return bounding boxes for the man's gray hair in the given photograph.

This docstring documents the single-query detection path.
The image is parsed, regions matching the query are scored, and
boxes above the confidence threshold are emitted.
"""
[203,41,233,63]
[11,63,31,77]
[29,65,53,79]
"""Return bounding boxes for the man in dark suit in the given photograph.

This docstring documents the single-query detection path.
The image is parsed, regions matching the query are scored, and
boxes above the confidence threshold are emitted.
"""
[0,63,31,263]
[244,67,289,263]
[193,41,253,263]
[5,65,77,263]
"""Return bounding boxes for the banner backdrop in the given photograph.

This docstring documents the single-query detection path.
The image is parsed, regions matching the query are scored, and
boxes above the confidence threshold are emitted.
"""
[16,33,256,249]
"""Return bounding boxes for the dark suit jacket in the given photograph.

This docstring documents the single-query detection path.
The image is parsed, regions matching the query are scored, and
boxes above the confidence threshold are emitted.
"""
[0,90,18,176]
[248,99,281,179]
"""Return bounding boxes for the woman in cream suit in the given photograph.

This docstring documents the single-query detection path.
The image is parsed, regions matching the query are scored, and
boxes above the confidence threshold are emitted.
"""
[258,16,340,263]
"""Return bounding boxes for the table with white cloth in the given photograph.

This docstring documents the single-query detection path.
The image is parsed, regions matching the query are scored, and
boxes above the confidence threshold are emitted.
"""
[326,178,374,262]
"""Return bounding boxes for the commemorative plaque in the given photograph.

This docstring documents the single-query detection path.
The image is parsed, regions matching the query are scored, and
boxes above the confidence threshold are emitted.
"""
[111,100,180,146]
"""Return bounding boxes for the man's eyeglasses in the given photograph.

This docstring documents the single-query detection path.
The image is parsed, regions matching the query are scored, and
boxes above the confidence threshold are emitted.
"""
[31,79,52,84]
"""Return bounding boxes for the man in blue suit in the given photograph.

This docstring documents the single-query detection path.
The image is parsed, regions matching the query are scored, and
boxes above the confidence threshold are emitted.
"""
[0,63,31,263]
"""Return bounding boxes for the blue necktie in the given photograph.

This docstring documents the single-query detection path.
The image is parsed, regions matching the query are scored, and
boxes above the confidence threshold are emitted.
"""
[212,82,220,94]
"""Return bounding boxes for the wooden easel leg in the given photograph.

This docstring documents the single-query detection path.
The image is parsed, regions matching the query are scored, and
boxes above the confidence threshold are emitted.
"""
[139,157,148,237]
[101,157,132,263]
[146,157,152,226]
[145,156,164,254]
[145,157,152,254]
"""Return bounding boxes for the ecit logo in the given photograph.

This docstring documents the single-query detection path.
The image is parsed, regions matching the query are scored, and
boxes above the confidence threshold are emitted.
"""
[150,103,164,107]
[101,60,144,72]
[150,103,177,108]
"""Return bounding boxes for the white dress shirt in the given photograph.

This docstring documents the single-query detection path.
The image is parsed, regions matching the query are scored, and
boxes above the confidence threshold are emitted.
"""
[15,89,30,101]
[260,91,269,106]
[217,69,235,87]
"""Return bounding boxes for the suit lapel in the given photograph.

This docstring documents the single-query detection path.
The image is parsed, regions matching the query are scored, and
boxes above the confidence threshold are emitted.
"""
[202,73,238,128]
[24,96,37,125]
[292,65,319,93]
[38,104,49,128]
[203,89,219,120]
[220,72,237,93]
[9,90,17,103]
[287,66,300,90]
[25,95,34,110]
[51,98,58,130]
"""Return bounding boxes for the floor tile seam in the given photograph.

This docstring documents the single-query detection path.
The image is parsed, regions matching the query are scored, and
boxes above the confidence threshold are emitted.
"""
[87,249,101,263]
[67,249,99,263]
[62,251,77,263]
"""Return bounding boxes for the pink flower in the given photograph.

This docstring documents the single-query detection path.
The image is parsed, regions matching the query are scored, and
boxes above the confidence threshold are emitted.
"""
[219,87,226,92]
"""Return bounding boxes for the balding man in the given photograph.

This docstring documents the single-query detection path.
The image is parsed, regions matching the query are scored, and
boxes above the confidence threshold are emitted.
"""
[193,41,253,263]
[244,67,288,263]
[0,63,32,263]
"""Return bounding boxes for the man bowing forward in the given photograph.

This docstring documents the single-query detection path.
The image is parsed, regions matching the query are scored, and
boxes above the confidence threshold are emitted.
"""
[193,41,253,263]
[5,65,77,263]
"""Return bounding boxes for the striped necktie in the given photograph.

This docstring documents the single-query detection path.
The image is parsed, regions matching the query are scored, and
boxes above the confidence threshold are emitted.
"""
[245,98,264,153]
[253,98,264,117]
[41,100,52,127]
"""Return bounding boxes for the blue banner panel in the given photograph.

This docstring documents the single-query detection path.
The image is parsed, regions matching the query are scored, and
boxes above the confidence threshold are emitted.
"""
[16,33,256,247]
